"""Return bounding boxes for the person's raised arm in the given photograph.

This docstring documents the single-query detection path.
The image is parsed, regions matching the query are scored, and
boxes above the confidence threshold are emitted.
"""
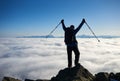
[61,19,66,31]
[75,19,85,34]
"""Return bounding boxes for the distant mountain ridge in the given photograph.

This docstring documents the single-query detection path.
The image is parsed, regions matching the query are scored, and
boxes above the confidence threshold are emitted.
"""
[17,35,120,38]
[17,35,55,38]
[77,35,120,38]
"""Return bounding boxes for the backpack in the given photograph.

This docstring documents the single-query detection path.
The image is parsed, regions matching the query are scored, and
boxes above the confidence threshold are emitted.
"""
[64,28,77,45]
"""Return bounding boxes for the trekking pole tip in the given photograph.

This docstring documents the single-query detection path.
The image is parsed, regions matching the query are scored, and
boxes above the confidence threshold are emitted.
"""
[98,40,100,42]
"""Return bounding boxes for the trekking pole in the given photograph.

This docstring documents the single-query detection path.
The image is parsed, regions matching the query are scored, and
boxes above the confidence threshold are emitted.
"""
[85,21,100,42]
[46,22,61,38]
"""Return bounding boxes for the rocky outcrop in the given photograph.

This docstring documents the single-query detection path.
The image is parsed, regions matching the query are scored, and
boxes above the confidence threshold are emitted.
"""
[25,79,50,81]
[94,72,120,81]
[2,64,120,81]
[94,72,109,81]
[51,63,94,81]
[2,77,21,81]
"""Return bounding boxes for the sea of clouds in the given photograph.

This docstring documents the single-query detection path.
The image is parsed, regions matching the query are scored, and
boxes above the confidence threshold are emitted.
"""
[0,38,120,80]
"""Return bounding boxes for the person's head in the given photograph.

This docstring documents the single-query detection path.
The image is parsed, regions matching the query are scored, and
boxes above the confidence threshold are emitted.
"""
[70,25,75,30]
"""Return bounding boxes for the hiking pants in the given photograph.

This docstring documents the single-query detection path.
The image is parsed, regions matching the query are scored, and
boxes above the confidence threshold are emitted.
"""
[67,45,80,68]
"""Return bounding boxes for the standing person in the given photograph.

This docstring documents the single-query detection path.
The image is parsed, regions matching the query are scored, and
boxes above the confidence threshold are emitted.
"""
[61,19,85,68]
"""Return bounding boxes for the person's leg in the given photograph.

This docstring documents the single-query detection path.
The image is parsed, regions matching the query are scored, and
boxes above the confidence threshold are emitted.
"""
[73,45,80,66]
[67,46,72,68]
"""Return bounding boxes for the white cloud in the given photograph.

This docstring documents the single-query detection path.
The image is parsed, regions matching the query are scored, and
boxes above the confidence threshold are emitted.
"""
[0,38,120,80]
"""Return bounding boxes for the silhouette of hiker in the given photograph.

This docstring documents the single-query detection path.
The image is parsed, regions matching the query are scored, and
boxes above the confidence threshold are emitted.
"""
[61,19,85,68]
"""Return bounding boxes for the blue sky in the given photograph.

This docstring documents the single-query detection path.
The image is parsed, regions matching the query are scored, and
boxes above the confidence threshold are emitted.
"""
[0,0,120,37]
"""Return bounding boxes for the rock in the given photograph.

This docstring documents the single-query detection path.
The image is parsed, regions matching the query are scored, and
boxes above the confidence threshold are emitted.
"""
[25,79,50,81]
[25,79,35,81]
[108,72,120,81]
[36,79,50,81]
[51,63,94,81]
[109,72,116,81]
[94,72,120,81]
[116,72,120,81]
[94,72,109,81]
[2,77,21,81]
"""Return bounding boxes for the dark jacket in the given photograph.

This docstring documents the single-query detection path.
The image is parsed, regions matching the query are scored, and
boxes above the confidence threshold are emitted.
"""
[62,20,84,45]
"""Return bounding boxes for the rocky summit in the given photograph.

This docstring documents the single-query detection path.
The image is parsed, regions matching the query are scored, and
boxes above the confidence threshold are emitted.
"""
[2,77,21,81]
[51,63,94,81]
[2,64,120,81]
